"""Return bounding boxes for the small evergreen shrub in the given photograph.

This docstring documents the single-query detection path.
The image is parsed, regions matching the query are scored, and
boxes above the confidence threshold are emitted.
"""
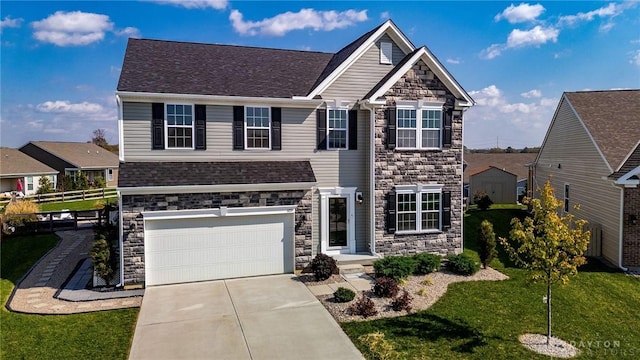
[90,236,115,285]
[373,256,416,280]
[36,176,54,194]
[446,254,480,276]
[310,253,338,281]
[413,253,441,275]
[473,191,493,211]
[372,276,399,298]
[333,287,356,303]
[478,220,497,268]
[349,296,378,318]
[391,290,413,312]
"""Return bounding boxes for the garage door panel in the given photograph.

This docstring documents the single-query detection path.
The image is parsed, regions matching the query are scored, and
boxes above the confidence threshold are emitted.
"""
[145,214,293,286]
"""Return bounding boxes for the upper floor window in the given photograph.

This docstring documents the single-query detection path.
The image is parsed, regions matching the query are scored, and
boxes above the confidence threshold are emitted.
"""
[397,107,442,150]
[166,104,193,149]
[327,109,348,149]
[564,183,570,213]
[245,107,270,149]
[380,41,393,64]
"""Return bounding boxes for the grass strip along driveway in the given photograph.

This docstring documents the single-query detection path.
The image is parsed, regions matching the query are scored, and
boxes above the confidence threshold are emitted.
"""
[342,205,640,359]
[1,234,138,360]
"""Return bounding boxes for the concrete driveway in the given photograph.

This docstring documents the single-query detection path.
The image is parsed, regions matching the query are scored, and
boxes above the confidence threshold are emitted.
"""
[128,275,363,360]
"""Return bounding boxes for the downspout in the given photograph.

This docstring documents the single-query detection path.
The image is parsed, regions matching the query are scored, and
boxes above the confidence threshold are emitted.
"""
[117,190,124,287]
[359,100,379,257]
[618,185,628,272]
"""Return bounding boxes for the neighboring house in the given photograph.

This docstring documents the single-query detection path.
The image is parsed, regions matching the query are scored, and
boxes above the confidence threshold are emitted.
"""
[533,90,640,270]
[116,20,475,287]
[19,141,119,188]
[0,147,57,196]
[463,153,536,202]
[468,166,517,204]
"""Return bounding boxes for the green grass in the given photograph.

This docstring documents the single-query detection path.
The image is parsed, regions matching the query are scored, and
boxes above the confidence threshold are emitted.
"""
[1,234,139,360]
[342,206,640,359]
[38,199,108,212]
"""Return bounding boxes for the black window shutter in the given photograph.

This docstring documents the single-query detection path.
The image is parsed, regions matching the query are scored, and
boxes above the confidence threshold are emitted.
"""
[442,190,451,230]
[151,103,164,150]
[348,109,358,150]
[271,107,282,150]
[387,190,396,234]
[385,107,396,150]
[443,108,453,148]
[194,104,206,150]
[316,109,327,150]
[233,106,244,150]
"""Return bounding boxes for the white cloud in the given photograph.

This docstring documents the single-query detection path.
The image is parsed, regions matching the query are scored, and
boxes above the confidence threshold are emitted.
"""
[380,11,390,20]
[559,3,623,26]
[495,3,545,24]
[465,85,559,148]
[507,25,558,48]
[521,89,542,98]
[446,58,461,64]
[230,8,368,36]
[0,15,23,32]
[480,44,504,60]
[31,11,114,46]
[115,26,141,38]
[147,0,228,9]
[36,100,104,114]
[631,50,640,67]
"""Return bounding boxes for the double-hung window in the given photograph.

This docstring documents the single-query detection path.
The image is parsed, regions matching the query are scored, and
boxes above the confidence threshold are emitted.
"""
[564,183,570,213]
[26,176,34,191]
[327,108,348,149]
[245,106,270,149]
[397,106,443,149]
[396,185,443,233]
[166,104,193,148]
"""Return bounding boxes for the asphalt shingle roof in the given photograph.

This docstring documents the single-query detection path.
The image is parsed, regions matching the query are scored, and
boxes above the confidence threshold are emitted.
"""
[463,153,536,183]
[26,142,119,169]
[610,143,640,180]
[118,161,316,188]
[117,39,334,98]
[565,90,640,171]
[0,147,57,177]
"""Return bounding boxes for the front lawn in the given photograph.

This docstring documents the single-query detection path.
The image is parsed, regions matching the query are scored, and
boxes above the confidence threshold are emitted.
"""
[38,198,110,212]
[1,234,139,360]
[342,206,640,359]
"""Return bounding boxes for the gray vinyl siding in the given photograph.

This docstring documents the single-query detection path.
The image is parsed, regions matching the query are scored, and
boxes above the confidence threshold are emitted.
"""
[321,33,407,100]
[122,102,371,253]
[535,98,621,265]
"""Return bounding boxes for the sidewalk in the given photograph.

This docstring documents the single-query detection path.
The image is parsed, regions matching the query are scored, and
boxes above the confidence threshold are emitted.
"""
[7,229,143,315]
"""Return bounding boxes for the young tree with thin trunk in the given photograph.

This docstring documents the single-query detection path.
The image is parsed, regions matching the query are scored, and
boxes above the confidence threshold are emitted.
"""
[499,178,591,346]
[478,220,497,268]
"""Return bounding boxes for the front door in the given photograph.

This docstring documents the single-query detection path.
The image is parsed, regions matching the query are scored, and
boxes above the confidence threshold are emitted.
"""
[328,197,348,249]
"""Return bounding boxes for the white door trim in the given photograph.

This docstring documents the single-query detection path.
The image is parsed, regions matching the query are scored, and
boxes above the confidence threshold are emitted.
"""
[319,187,356,255]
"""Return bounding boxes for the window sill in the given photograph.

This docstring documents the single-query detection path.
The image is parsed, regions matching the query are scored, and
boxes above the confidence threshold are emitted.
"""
[395,147,443,151]
[395,230,443,235]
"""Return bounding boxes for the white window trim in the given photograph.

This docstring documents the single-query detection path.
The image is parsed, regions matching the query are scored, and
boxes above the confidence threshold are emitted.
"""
[319,187,356,255]
[26,176,34,191]
[396,102,444,150]
[326,107,349,150]
[165,103,195,150]
[380,41,392,64]
[244,105,271,150]
[107,168,114,181]
[396,184,443,234]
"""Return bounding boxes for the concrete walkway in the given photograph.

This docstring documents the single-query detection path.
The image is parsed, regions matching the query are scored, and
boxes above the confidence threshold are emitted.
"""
[7,229,142,314]
[129,275,363,360]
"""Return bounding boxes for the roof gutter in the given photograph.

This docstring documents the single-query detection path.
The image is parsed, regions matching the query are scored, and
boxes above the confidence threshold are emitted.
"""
[116,91,323,108]
[118,182,317,195]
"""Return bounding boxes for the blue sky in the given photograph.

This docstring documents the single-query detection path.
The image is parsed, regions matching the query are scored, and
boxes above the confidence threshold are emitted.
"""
[1,1,638,149]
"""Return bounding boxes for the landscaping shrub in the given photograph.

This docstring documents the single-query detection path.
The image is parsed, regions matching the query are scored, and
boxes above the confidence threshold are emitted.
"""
[36,176,54,194]
[391,290,413,312]
[413,253,441,275]
[349,296,378,318]
[372,277,399,298]
[373,256,416,280]
[2,200,40,232]
[310,253,338,281]
[478,219,497,268]
[473,191,494,211]
[333,287,356,303]
[90,236,115,285]
[446,253,480,276]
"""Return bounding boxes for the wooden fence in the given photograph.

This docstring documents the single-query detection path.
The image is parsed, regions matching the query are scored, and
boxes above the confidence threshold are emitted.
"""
[585,223,602,257]
[2,208,115,234]
[0,187,117,206]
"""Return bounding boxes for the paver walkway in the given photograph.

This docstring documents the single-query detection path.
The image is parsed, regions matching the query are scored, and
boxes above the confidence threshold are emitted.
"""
[7,229,142,314]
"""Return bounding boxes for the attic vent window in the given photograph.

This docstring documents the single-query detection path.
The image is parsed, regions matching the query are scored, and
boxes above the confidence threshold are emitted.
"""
[380,41,392,64]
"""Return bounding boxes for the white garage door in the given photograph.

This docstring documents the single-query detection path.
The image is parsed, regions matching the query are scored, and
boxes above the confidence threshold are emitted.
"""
[144,213,294,286]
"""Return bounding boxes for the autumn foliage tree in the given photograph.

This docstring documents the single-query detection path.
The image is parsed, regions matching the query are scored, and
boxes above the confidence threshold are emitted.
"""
[499,179,590,346]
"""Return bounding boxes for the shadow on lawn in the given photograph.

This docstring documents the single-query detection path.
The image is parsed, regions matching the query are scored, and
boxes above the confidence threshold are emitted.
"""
[381,313,510,354]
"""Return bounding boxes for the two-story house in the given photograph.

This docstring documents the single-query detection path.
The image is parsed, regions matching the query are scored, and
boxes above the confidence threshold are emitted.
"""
[116,20,474,287]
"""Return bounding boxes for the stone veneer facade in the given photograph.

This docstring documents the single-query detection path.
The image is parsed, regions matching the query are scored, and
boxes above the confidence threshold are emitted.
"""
[623,187,640,267]
[121,190,313,286]
[374,60,464,256]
